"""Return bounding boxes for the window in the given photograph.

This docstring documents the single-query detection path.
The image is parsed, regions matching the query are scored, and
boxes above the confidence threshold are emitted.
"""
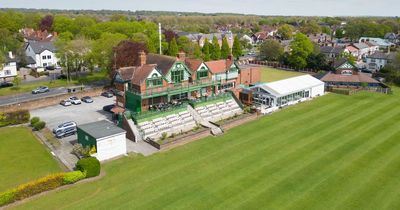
[171,70,184,83]
[146,73,163,88]
[371,59,376,63]
[197,71,208,79]
[47,55,51,59]
[42,55,46,60]
[43,63,47,67]
[4,70,11,75]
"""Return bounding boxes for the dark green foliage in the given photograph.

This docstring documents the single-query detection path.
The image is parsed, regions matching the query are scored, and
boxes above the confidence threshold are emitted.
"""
[76,157,101,178]
[0,110,30,127]
[30,117,40,126]
[167,38,178,56]
[33,121,46,131]
[211,36,221,60]
[288,33,314,68]
[202,39,211,61]
[259,39,284,61]
[220,37,230,59]
[232,36,242,60]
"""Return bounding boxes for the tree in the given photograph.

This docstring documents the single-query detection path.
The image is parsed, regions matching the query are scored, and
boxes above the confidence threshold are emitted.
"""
[211,36,221,60]
[112,40,148,70]
[167,38,179,56]
[232,36,242,60]
[288,33,314,68]
[306,53,330,70]
[91,32,127,70]
[192,44,202,59]
[0,53,5,69]
[259,39,284,61]
[220,37,230,59]
[277,24,294,40]
[202,39,211,61]
[339,52,356,65]
[163,30,177,43]
[335,28,345,39]
[12,76,21,87]
[39,15,54,32]
[300,20,321,35]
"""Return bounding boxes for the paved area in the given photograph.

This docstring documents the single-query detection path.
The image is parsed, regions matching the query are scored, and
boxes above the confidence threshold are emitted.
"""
[31,96,158,169]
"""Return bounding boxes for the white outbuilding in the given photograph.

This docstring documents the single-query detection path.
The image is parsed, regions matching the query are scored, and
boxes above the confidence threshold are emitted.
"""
[77,120,127,161]
[249,75,325,111]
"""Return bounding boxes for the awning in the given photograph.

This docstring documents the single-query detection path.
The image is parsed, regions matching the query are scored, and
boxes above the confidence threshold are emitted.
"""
[111,106,125,114]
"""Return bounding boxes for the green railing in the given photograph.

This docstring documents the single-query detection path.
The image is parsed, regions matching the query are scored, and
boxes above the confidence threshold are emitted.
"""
[132,102,189,123]
[128,80,221,99]
[190,92,233,108]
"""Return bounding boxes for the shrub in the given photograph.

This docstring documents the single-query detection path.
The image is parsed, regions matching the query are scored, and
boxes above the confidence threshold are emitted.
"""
[30,117,40,126]
[0,110,30,127]
[72,144,91,158]
[14,173,64,201]
[63,171,86,185]
[160,132,168,140]
[33,121,46,130]
[76,157,100,178]
[0,189,16,206]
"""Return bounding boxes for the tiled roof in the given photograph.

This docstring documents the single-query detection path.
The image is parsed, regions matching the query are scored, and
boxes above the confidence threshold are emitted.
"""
[321,72,380,84]
[185,58,203,72]
[205,59,234,74]
[117,64,157,85]
[27,41,56,54]
[367,52,396,60]
[353,43,369,50]
[146,53,177,75]
[320,46,344,54]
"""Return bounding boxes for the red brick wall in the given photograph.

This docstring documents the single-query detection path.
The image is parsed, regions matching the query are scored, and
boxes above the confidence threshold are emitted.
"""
[237,67,261,86]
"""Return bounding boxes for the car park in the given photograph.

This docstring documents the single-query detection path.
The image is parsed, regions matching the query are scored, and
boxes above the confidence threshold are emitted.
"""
[101,91,114,98]
[103,104,115,113]
[32,86,49,94]
[0,82,13,88]
[60,100,72,106]
[53,121,77,134]
[69,96,82,105]
[81,96,94,103]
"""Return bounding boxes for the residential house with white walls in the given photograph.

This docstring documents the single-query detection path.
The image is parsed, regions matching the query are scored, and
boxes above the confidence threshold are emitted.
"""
[0,52,18,81]
[25,40,58,69]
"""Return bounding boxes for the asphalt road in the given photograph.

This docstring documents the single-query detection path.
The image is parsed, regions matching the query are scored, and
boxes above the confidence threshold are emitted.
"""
[0,87,72,106]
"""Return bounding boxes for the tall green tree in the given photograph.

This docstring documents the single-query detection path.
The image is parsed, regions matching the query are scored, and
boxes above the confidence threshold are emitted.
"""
[220,37,230,59]
[0,53,5,69]
[167,38,179,56]
[202,38,211,61]
[91,32,127,70]
[288,33,314,68]
[259,39,284,61]
[193,43,203,59]
[232,36,242,60]
[211,36,221,60]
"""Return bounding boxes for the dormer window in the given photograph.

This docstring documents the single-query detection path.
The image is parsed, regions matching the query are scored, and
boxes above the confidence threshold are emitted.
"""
[146,73,162,88]
[341,70,353,76]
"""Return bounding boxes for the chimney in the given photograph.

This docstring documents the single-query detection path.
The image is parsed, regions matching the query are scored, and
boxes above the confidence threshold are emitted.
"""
[177,51,186,61]
[138,51,146,66]
[8,51,14,59]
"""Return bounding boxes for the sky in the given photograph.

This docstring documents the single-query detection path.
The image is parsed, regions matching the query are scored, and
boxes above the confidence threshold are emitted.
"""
[1,0,399,16]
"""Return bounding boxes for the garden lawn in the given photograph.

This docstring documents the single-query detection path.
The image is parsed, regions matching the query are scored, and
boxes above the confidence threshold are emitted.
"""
[13,90,400,210]
[0,127,63,191]
[261,67,305,82]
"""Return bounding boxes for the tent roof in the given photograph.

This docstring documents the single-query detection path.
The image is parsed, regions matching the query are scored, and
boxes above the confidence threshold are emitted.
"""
[258,75,324,97]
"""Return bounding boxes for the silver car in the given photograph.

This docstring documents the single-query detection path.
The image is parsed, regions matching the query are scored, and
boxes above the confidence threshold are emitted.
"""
[53,121,77,134]
[32,86,49,94]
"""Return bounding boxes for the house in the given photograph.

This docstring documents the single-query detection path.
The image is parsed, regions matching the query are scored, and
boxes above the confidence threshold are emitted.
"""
[25,40,58,69]
[0,52,18,81]
[112,52,260,113]
[365,52,396,72]
[308,33,332,45]
[359,37,394,49]
[320,59,381,88]
[239,75,324,114]
[320,46,345,59]
[384,33,399,44]
[344,45,359,58]
[352,43,370,60]
[77,120,127,161]
[241,34,254,45]
[20,28,58,42]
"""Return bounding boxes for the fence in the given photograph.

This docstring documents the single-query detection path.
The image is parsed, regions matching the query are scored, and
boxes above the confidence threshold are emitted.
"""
[249,60,318,74]
[327,86,392,95]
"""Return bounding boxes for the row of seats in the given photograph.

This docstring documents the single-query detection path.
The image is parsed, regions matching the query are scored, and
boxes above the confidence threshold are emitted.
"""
[137,110,197,140]
[195,98,243,122]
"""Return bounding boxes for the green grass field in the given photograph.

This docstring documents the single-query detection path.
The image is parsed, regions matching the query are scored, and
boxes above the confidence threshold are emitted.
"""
[261,67,305,82]
[0,127,63,191]
[13,90,400,210]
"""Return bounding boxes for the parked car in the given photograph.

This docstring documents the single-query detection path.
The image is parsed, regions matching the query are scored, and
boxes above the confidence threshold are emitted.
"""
[57,74,67,79]
[81,96,93,103]
[101,91,114,98]
[0,82,13,88]
[45,65,55,70]
[60,100,72,106]
[55,127,77,138]
[53,121,77,134]
[103,104,115,113]
[32,86,49,94]
[69,96,82,105]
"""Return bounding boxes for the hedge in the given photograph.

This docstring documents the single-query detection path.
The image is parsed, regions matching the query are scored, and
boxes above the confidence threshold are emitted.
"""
[33,121,46,131]
[0,170,88,207]
[30,117,40,126]
[63,171,86,185]
[76,157,101,178]
[0,110,30,127]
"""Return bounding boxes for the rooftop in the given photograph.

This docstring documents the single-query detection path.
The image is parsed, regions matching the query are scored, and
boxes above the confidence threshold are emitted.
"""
[257,75,324,97]
[78,120,126,140]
